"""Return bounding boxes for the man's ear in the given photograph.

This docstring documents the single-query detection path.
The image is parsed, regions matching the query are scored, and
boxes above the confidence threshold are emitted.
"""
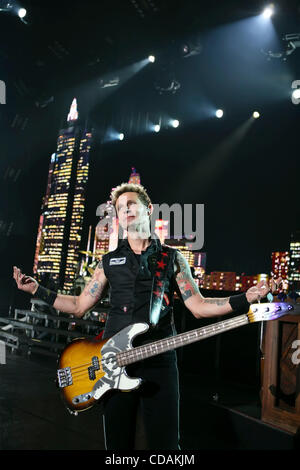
[147,203,153,216]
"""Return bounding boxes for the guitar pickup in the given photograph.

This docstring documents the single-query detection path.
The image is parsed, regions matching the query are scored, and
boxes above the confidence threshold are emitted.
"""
[92,356,100,370]
[57,367,73,388]
[88,356,100,381]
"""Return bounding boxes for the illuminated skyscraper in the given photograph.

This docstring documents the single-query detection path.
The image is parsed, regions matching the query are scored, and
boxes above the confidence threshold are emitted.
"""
[128,167,140,184]
[271,251,289,291]
[208,271,237,291]
[288,231,300,290]
[33,98,93,292]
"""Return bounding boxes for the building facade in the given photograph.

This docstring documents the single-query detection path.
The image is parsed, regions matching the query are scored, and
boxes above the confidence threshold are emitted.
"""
[33,98,93,292]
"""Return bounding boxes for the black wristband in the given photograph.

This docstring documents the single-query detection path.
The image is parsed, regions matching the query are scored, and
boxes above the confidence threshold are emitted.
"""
[229,293,250,312]
[34,285,57,306]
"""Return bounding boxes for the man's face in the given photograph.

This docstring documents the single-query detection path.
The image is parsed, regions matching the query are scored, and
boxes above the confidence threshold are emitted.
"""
[116,192,151,231]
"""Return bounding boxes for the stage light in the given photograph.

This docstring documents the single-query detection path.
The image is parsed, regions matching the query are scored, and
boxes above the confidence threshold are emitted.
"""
[18,8,27,18]
[215,109,224,118]
[154,124,161,132]
[292,88,300,101]
[148,55,155,63]
[253,111,260,119]
[119,133,124,140]
[171,119,180,128]
[182,44,190,56]
[262,4,274,19]
[180,39,202,58]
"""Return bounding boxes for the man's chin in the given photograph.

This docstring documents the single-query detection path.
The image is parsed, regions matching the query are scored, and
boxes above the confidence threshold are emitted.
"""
[127,223,138,232]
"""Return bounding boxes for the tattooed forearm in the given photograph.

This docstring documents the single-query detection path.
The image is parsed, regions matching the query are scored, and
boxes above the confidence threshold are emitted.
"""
[203,297,229,306]
[175,251,199,301]
[84,260,105,301]
[174,250,233,319]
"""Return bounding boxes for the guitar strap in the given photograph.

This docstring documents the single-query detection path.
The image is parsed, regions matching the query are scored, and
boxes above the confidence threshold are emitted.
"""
[149,245,174,327]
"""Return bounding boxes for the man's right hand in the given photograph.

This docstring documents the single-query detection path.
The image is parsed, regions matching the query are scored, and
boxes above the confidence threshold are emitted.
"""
[13,266,39,295]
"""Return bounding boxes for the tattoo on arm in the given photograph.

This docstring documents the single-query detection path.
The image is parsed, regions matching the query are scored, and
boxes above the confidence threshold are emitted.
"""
[175,251,229,306]
[84,278,105,302]
[203,298,229,306]
[84,260,105,301]
[175,251,200,301]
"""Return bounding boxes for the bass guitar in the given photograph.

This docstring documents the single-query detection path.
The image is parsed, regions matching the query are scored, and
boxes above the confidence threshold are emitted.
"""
[57,301,295,414]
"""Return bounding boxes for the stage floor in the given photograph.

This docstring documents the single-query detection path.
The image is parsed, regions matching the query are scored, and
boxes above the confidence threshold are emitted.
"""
[0,351,296,451]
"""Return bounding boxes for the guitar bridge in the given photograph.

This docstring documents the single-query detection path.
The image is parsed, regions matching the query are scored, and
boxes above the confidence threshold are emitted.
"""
[57,367,73,388]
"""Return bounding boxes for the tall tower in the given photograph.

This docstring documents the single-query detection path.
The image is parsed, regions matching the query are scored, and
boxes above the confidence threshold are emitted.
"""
[271,251,290,291]
[288,231,300,291]
[33,98,93,292]
[128,167,140,184]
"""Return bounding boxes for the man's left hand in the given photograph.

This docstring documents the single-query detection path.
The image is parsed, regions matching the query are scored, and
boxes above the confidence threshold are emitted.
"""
[246,277,283,304]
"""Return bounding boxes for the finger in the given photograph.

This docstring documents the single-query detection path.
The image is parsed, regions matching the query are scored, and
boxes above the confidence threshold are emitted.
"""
[16,269,24,287]
[258,281,268,290]
[13,266,19,280]
[20,274,27,284]
[271,278,282,292]
[257,280,268,289]
[14,267,20,282]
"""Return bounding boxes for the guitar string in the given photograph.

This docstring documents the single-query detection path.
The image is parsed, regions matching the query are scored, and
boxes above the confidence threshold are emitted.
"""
[67,317,248,374]
[60,306,291,380]
[71,369,104,380]
[118,315,249,365]
[118,307,288,366]
[63,315,249,374]
[69,356,116,372]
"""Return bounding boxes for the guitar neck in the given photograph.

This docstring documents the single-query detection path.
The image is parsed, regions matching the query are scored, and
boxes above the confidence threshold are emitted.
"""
[117,314,250,366]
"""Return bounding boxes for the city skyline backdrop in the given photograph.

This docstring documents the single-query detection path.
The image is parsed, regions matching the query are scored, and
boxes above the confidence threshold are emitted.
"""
[1,1,300,312]
[29,97,299,296]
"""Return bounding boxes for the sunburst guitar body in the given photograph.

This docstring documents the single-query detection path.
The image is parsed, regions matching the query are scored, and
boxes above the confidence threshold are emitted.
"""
[56,302,295,415]
[57,323,148,414]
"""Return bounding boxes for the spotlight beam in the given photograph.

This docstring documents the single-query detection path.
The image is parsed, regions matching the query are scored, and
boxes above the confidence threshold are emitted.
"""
[97,58,152,104]
[176,118,255,198]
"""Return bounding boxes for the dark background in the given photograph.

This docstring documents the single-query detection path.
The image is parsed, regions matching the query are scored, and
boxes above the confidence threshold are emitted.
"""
[0,1,299,388]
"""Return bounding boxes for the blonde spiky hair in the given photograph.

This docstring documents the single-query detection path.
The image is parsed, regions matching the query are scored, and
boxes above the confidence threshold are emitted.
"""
[110,183,152,212]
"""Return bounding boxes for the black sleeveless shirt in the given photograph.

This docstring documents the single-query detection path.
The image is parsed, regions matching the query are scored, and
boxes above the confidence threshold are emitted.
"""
[101,234,178,346]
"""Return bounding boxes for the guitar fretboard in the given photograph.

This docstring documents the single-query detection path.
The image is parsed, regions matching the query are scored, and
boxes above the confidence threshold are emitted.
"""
[117,314,249,366]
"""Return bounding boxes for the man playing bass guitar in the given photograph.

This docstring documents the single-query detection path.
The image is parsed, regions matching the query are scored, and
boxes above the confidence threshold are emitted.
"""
[13,182,282,450]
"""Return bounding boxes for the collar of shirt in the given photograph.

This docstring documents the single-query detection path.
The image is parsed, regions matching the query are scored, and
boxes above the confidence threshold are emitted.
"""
[118,232,162,255]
